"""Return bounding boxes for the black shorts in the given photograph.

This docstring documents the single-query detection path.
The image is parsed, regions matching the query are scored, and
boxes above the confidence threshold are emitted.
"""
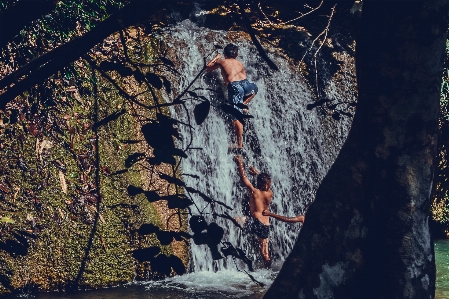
[244,216,271,239]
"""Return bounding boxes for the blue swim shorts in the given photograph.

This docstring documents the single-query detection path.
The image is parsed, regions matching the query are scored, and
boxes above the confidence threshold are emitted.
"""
[227,79,258,120]
[244,216,271,239]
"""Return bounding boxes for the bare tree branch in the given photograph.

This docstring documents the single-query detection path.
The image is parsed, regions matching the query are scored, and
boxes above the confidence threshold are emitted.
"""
[237,0,278,71]
[0,0,179,110]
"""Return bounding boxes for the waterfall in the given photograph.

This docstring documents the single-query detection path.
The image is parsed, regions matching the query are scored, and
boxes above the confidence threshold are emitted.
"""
[162,20,351,272]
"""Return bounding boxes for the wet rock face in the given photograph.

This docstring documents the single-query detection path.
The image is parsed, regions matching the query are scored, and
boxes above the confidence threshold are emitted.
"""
[159,20,356,271]
[0,10,357,295]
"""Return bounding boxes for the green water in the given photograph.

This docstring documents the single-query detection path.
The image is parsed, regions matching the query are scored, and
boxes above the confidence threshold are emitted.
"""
[436,238,449,299]
[5,242,448,299]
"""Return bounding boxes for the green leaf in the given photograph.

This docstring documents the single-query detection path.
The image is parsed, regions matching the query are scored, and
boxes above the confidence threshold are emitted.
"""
[1,216,14,224]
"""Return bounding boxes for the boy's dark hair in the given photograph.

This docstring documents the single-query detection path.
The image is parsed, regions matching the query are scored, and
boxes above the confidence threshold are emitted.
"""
[257,172,271,189]
[224,43,238,58]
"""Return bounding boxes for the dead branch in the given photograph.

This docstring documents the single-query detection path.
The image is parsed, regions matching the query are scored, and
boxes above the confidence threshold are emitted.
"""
[257,0,323,26]
[282,0,324,25]
[313,5,336,98]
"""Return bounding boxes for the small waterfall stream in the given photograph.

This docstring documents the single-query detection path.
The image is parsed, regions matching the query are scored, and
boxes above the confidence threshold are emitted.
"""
[162,20,350,273]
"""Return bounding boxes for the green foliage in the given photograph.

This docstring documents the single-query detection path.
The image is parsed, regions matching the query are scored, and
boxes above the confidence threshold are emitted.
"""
[431,38,449,235]
[1,0,129,69]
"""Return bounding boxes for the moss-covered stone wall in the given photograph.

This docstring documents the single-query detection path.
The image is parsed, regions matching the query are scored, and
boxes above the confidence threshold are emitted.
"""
[0,28,189,296]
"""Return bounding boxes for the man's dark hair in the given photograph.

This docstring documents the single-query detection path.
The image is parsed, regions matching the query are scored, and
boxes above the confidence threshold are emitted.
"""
[224,43,238,58]
[257,172,271,189]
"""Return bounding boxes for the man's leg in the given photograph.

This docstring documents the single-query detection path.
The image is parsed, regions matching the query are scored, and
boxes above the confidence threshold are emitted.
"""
[258,237,271,268]
[243,93,256,106]
[233,119,243,148]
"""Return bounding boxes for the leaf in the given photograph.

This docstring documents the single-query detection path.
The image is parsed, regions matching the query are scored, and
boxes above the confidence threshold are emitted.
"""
[98,213,106,224]
[189,215,208,233]
[158,173,185,186]
[151,254,172,275]
[156,230,174,245]
[59,170,67,194]
[169,147,188,158]
[0,183,10,194]
[146,72,163,89]
[99,61,115,71]
[127,185,144,196]
[220,104,254,123]
[235,103,249,110]
[185,186,198,194]
[162,76,171,94]
[92,109,126,130]
[147,155,176,166]
[331,112,341,120]
[133,70,146,83]
[206,222,224,245]
[125,152,145,168]
[141,122,176,150]
[160,57,175,66]
[138,223,159,235]
[306,98,331,110]
[132,246,161,262]
[116,66,133,77]
[164,195,193,209]
[194,100,210,125]
[187,91,198,98]
[1,216,14,224]
[169,254,186,275]
[144,191,161,203]
[36,139,53,162]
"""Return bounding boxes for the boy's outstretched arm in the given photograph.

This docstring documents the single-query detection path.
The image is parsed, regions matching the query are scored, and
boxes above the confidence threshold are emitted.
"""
[206,54,222,72]
[234,155,254,191]
[262,210,305,223]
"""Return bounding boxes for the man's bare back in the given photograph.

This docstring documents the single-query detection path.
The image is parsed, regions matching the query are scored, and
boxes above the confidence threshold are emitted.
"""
[248,186,272,226]
[205,44,259,149]
[207,55,247,85]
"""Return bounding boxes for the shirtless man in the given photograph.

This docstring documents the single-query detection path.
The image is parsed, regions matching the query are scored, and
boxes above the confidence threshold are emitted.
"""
[234,156,306,268]
[234,155,273,267]
[206,43,258,148]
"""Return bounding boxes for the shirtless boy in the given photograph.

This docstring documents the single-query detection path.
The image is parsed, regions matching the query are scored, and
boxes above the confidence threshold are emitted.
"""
[206,43,258,149]
[234,156,306,268]
[234,155,272,267]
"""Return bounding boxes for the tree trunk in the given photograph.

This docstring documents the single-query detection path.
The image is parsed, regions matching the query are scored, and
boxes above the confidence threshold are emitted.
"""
[264,1,449,298]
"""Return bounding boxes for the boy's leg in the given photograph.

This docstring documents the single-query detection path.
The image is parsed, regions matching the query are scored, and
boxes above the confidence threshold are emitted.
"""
[258,237,271,267]
[243,93,256,106]
[233,119,243,148]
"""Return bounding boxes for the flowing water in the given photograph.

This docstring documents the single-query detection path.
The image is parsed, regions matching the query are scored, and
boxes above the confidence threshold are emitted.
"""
[162,20,350,272]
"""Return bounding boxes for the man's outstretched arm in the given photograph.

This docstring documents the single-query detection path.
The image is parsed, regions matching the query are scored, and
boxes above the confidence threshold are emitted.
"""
[234,155,254,191]
[262,210,305,223]
[206,54,222,72]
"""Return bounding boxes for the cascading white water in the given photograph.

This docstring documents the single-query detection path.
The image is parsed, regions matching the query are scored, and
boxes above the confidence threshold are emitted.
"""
[162,20,351,273]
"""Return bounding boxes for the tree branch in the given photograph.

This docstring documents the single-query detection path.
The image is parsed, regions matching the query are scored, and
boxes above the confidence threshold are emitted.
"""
[0,0,179,110]
[237,0,278,71]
